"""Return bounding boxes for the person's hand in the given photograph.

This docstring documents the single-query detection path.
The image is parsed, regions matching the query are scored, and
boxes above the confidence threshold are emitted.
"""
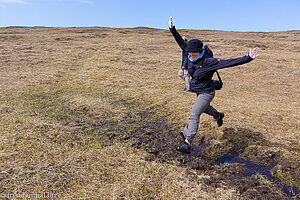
[169,16,173,28]
[249,47,260,59]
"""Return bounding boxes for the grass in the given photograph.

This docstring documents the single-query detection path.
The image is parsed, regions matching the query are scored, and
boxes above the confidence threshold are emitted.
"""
[1,70,237,199]
[0,26,299,199]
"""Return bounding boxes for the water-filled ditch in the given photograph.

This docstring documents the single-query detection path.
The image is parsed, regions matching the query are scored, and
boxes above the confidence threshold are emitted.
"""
[129,117,299,199]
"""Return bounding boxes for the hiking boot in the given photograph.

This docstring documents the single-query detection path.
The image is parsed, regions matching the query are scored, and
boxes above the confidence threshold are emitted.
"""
[217,112,225,127]
[176,142,191,154]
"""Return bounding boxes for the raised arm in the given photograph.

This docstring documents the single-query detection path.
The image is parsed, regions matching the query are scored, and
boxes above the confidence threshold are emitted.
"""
[169,16,187,51]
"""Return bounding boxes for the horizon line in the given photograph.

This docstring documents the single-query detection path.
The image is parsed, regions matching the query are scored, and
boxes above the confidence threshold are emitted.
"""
[0,25,299,33]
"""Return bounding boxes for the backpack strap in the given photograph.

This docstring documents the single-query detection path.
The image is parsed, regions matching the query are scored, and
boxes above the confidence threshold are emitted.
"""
[215,70,223,85]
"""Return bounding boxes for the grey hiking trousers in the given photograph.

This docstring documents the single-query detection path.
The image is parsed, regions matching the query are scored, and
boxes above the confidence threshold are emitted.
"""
[182,92,219,143]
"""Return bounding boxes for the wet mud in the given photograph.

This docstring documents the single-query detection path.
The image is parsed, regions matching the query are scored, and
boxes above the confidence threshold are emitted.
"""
[130,123,299,199]
[47,96,299,199]
[119,108,299,199]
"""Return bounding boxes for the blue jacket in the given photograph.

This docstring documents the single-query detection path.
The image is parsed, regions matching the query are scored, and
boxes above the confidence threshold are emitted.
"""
[170,26,253,94]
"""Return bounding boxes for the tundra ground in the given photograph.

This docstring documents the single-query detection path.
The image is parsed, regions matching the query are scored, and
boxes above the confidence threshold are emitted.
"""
[0,27,299,199]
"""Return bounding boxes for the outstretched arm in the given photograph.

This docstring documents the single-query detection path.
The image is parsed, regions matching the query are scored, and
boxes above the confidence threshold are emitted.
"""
[169,16,187,51]
[207,47,260,70]
[192,47,260,81]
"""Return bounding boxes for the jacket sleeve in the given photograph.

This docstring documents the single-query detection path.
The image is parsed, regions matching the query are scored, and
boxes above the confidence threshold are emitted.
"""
[192,55,253,81]
[182,53,188,67]
[169,26,187,51]
[204,55,253,71]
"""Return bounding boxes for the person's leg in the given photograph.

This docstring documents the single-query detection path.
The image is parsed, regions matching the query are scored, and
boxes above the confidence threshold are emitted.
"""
[204,105,225,127]
[204,105,219,119]
[181,92,215,144]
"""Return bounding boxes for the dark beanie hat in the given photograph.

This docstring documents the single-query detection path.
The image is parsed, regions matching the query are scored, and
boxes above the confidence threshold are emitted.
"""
[186,39,203,52]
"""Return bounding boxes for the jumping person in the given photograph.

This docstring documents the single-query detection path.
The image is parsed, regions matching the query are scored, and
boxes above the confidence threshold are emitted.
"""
[168,17,260,153]
[169,17,223,129]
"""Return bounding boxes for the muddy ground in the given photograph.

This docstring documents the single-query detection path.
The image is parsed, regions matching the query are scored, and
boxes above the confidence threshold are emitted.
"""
[81,97,299,199]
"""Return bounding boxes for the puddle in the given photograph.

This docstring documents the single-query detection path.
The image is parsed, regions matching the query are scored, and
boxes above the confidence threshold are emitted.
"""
[218,155,299,199]
[127,113,299,199]
[282,186,299,199]
[218,155,273,178]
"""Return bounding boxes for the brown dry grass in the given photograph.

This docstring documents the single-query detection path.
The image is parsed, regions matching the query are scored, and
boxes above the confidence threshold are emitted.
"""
[0,26,299,199]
